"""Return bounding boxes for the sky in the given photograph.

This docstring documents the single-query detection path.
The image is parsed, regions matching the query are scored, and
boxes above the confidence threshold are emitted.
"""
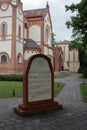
[21,0,81,42]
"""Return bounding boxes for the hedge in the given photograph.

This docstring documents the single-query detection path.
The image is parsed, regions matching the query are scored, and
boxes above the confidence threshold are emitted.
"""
[0,74,23,81]
[78,67,87,78]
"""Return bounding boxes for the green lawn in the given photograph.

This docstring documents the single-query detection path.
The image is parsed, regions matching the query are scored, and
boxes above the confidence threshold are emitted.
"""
[54,82,64,97]
[0,81,23,98]
[80,83,87,102]
[0,81,64,98]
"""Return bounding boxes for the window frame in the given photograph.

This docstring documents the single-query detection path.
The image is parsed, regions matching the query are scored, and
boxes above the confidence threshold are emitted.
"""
[1,22,7,39]
[1,55,8,64]
[17,53,22,64]
[18,25,21,40]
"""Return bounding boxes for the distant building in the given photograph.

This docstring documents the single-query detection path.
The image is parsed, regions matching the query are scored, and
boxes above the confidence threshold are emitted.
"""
[55,40,80,72]
[53,45,64,72]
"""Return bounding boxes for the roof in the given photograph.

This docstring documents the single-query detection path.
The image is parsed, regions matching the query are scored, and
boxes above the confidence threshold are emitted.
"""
[24,39,40,49]
[23,8,48,18]
[57,40,71,45]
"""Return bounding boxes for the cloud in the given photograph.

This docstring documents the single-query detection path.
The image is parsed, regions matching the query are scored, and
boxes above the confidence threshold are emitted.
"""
[21,0,47,10]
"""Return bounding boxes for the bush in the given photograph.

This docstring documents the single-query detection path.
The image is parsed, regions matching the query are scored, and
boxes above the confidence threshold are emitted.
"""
[78,67,87,78]
[0,74,23,81]
[82,68,87,78]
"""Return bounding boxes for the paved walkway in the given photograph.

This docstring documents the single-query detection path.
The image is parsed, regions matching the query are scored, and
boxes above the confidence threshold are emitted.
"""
[0,73,87,130]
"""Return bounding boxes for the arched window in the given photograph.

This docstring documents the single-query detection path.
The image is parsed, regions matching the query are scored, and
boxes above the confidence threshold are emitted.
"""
[1,55,7,63]
[46,28,49,42]
[17,54,22,63]
[18,25,21,40]
[1,22,7,37]
[45,25,50,42]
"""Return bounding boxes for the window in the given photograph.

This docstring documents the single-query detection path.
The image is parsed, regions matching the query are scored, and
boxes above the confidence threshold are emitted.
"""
[1,55,7,63]
[17,54,22,63]
[18,25,21,40]
[45,25,49,42]
[1,22,7,37]
[46,28,49,42]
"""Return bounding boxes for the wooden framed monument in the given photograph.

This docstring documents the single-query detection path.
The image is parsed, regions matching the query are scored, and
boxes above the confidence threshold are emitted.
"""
[14,54,63,116]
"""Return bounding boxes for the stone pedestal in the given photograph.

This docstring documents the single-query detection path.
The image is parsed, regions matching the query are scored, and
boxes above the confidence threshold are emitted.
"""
[14,54,63,116]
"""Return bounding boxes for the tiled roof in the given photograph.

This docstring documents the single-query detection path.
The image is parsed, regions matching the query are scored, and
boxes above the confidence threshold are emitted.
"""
[24,39,40,49]
[23,8,47,18]
[57,40,71,44]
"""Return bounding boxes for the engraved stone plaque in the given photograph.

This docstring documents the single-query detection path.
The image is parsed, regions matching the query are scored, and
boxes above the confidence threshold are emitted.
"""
[28,57,51,102]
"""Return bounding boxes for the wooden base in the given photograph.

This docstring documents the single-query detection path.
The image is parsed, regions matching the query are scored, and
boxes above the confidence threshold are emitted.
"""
[14,101,63,116]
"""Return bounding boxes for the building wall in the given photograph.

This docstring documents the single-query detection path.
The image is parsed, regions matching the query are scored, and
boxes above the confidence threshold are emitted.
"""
[0,4,12,17]
[16,4,24,60]
[24,16,44,53]
[24,50,39,60]
[0,41,11,58]
[44,46,49,55]
[0,4,12,58]
[69,62,80,72]
[0,0,24,73]
[0,1,54,74]
[15,2,24,73]
[44,45,53,57]
[29,25,41,46]
[0,3,13,73]
[49,48,53,56]
[53,46,64,72]
[58,42,80,72]
[24,8,53,62]
[44,13,52,47]
[24,28,27,39]
[0,18,12,38]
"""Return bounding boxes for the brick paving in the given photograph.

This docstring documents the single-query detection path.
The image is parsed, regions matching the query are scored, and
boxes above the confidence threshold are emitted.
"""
[0,73,87,130]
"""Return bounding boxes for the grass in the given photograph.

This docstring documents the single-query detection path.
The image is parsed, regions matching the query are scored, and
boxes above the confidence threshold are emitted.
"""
[54,82,64,97]
[0,81,23,98]
[80,83,87,102]
[0,81,64,98]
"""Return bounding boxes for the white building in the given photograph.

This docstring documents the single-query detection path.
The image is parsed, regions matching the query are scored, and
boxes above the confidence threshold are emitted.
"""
[0,0,54,73]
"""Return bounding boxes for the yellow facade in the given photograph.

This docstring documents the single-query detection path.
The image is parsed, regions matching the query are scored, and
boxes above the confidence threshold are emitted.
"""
[57,40,80,72]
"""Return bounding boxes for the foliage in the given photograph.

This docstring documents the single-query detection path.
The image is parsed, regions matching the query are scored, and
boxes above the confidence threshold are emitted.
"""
[80,83,87,102]
[65,0,87,70]
[78,68,87,78]
[52,32,56,46]
[0,74,23,81]
[65,0,87,42]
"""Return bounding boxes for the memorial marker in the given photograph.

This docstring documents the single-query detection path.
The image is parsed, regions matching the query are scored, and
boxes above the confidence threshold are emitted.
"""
[14,54,63,116]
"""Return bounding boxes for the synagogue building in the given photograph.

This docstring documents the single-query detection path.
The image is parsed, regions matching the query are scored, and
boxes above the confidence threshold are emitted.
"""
[0,0,79,74]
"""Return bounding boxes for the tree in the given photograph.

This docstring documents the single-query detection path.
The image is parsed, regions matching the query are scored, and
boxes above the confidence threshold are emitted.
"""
[52,32,56,46]
[65,0,87,73]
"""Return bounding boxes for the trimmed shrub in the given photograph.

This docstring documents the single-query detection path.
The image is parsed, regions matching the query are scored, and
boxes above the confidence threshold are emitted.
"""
[0,74,23,81]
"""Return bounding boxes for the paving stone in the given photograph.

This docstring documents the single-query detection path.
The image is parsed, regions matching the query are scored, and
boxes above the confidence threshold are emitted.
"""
[0,73,87,130]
